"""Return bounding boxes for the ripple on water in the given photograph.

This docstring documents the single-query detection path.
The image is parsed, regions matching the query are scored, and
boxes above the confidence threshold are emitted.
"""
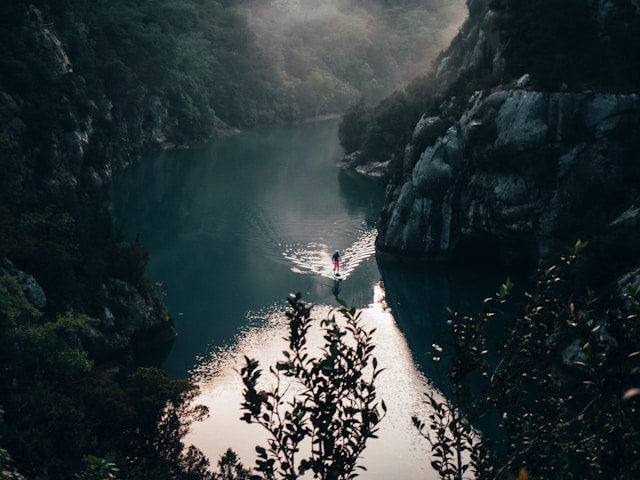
[282,227,378,280]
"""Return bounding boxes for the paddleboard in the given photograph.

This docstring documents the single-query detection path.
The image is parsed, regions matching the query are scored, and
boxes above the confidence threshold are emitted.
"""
[331,271,344,281]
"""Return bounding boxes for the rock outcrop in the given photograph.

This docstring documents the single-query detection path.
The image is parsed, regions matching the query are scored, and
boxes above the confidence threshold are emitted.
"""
[81,278,175,361]
[0,258,48,311]
[0,6,178,362]
[16,5,179,197]
[0,257,175,361]
[377,89,640,266]
[375,0,640,267]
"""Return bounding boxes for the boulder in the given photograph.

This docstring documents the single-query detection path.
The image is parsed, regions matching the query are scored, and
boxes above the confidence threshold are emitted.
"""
[0,258,47,311]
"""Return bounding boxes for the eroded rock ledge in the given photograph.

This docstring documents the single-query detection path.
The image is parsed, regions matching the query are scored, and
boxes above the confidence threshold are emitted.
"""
[376,89,640,267]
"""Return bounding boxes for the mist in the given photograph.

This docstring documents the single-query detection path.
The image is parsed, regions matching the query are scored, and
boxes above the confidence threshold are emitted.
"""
[240,0,467,114]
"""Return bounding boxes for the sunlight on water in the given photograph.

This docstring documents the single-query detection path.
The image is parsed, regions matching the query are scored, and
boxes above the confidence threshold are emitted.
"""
[282,228,378,280]
[186,283,443,479]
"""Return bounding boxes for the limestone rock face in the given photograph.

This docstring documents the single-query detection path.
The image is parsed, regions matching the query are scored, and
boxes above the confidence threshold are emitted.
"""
[14,6,177,197]
[375,0,640,266]
[0,258,47,311]
[25,5,73,75]
[376,90,640,265]
[105,278,162,332]
[0,256,175,360]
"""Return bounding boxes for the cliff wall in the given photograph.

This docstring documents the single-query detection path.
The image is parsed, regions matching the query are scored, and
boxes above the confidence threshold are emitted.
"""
[377,88,640,266]
[1,5,178,360]
[375,0,640,269]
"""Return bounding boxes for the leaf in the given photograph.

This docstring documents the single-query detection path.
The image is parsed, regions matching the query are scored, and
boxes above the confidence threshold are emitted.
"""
[623,388,640,401]
[275,361,291,371]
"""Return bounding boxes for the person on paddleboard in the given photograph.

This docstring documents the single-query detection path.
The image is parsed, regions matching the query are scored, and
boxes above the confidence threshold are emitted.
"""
[332,251,341,273]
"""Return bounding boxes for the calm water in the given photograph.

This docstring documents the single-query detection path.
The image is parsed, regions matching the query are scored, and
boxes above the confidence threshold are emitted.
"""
[112,119,514,479]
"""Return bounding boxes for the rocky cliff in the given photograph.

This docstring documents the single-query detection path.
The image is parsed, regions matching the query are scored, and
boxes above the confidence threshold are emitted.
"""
[375,0,640,269]
[1,5,178,360]
[10,6,177,197]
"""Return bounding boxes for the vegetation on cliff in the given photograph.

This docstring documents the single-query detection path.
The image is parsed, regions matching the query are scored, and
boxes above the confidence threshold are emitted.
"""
[335,2,640,477]
[339,0,640,280]
[339,0,640,174]
[0,274,212,479]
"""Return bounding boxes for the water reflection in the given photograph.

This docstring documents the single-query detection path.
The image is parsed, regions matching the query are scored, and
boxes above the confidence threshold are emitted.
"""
[110,119,524,478]
[377,258,527,384]
[187,283,441,479]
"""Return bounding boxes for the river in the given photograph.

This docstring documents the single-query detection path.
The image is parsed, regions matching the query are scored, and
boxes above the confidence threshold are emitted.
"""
[111,119,515,479]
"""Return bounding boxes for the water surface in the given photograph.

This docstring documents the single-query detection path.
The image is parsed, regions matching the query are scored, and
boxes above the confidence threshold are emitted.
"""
[112,119,512,478]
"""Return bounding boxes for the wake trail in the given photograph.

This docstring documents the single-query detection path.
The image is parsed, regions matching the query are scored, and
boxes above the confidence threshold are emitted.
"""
[282,228,378,280]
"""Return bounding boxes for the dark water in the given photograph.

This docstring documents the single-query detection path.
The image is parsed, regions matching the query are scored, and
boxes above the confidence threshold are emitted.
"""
[111,119,516,479]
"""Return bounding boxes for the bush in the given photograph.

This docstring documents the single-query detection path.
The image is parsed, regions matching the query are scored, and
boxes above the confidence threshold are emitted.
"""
[238,293,386,479]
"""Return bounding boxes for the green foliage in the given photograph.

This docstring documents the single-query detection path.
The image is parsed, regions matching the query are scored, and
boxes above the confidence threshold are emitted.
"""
[0,271,210,479]
[0,133,26,210]
[360,91,416,163]
[243,0,464,119]
[338,67,462,166]
[239,293,386,479]
[0,274,42,330]
[119,368,211,480]
[338,99,371,155]
[0,408,26,480]
[0,361,211,480]
[0,277,95,380]
[29,0,460,132]
[12,311,95,377]
[413,384,478,480]
[419,242,640,478]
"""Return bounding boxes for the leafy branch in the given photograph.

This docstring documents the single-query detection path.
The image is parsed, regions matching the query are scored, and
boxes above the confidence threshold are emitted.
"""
[239,293,386,480]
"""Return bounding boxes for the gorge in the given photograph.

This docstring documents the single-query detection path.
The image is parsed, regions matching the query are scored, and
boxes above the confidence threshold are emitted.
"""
[2,0,640,478]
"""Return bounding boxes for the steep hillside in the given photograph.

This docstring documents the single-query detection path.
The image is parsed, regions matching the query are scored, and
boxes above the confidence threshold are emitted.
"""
[341,0,640,287]
[0,0,467,329]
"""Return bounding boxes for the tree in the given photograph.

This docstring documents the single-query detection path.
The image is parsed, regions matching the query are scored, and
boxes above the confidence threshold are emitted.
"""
[75,456,120,480]
[361,91,415,163]
[338,99,370,155]
[120,368,211,480]
[239,293,386,480]
[213,449,251,480]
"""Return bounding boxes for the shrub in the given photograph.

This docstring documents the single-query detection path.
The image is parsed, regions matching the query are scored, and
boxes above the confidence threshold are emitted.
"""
[239,293,386,480]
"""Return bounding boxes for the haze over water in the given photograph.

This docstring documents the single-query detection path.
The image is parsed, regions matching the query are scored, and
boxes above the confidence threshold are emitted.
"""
[112,119,508,478]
